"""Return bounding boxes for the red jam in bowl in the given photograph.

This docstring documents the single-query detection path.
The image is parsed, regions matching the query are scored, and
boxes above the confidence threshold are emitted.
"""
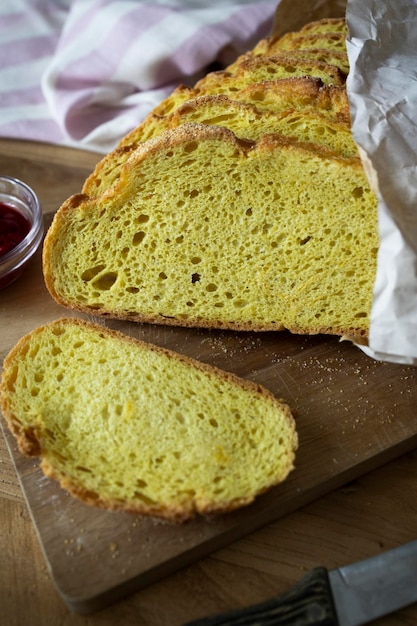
[0,176,43,289]
[0,202,31,257]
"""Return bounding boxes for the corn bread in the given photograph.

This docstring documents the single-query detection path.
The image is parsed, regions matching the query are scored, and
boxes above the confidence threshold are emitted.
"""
[299,17,347,35]
[83,77,351,198]
[44,125,378,337]
[45,17,378,338]
[82,16,350,199]
[0,318,297,522]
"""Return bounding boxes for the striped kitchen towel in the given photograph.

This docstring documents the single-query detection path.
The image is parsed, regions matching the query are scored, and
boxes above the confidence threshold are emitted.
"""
[0,0,277,154]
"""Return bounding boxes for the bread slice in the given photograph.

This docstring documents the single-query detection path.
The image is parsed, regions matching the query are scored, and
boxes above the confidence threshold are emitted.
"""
[275,31,347,53]
[168,96,357,156]
[193,54,346,98]
[233,78,350,123]
[83,93,357,196]
[43,124,378,337]
[0,318,297,522]
[245,44,349,76]
[299,17,347,35]
[82,74,352,199]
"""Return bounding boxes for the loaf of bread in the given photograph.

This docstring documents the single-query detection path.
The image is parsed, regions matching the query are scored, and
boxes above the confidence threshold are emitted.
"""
[43,124,378,337]
[82,18,350,199]
[0,318,297,522]
[83,78,351,198]
[44,17,378,338]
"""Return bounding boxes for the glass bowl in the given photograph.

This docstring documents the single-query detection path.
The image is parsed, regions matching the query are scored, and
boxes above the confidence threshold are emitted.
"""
[0,176,44,289]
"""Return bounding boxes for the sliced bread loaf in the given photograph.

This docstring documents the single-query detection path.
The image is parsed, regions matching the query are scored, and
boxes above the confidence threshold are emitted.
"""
[0,318,297,522]
[82,75,352,198]
[43,124,378,338]
[82,16,349,199]
[83,94,357,196]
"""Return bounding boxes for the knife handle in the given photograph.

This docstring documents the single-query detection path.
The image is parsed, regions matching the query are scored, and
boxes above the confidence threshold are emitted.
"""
[184,567,339,626]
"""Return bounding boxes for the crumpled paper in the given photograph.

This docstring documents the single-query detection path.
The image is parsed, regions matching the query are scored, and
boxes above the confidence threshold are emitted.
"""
[346,0,417,364]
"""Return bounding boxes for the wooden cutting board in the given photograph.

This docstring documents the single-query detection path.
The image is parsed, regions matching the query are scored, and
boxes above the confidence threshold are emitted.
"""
[1,139,417,615]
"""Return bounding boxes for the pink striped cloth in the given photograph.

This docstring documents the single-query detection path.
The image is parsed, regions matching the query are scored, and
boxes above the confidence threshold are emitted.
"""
[0,0,277,154]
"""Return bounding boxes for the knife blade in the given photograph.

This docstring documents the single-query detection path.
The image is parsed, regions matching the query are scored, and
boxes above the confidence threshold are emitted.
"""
[184,539,417,626]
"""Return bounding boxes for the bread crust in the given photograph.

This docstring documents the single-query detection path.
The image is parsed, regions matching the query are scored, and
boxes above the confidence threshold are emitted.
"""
[1,318,297,522]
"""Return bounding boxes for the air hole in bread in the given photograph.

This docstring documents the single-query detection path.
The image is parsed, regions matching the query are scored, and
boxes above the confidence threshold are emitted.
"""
[132,231,146,245]
[136,214,150,223]
[184,141,198,153]
[175,412,185,424]
[191,273,201,283]
[92,272,118,291]
[81,265,106,282]
[29,345,40,359]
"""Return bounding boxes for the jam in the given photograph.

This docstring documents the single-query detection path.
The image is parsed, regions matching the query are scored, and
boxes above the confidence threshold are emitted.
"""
[0,201,31,258]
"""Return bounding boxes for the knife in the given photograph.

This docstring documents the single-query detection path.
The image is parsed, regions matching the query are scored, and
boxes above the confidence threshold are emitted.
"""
[184,539,417,625]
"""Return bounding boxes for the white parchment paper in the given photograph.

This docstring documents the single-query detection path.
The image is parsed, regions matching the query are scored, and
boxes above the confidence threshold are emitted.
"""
[346,0,417,364]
